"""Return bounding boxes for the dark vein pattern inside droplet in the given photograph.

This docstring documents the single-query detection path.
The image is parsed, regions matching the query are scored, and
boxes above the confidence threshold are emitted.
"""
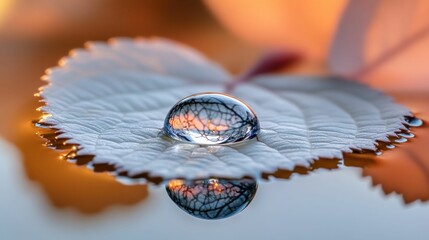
[164,93,260,145]
[166,178,258,220]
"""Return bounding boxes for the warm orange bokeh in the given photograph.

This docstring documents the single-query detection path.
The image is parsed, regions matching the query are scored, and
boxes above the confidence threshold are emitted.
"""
[205,0,347,60]
[0,0,13,26]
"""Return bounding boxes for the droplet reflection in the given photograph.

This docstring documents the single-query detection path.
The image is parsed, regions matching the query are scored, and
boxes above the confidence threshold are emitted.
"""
[163,93,260,145]
[166,178,258,220]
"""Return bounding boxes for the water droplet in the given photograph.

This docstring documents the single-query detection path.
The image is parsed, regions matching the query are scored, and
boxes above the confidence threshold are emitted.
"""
[166,178,257,220]
[164,93,260,145]
[395,137,408,143]
[405,116,423,127]
[398,132,415,138]
[386,144,396,149]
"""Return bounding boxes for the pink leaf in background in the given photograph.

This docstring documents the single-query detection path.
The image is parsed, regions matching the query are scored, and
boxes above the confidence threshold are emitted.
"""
[329,0,429,92]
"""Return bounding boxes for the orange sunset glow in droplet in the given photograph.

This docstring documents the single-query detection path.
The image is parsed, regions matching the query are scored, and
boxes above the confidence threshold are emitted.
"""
[168,112,229,132]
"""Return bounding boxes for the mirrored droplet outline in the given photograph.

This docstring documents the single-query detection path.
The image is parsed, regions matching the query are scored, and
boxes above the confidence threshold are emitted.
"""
[166,178,258,220]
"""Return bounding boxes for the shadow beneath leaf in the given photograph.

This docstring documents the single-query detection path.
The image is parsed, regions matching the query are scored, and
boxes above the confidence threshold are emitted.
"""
[263,153,376,181]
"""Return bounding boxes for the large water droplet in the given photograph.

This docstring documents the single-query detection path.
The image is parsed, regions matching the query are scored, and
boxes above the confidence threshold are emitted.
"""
[164,93,260,145]
[166,178,257,220]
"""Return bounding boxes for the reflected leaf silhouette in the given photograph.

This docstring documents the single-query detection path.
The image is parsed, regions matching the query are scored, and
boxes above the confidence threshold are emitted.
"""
[166,178,257,220]
[264,143,429,205]
[14,100,148,214]
[363,147,429,204]
[362,94,429,204]
[263,153,375,181]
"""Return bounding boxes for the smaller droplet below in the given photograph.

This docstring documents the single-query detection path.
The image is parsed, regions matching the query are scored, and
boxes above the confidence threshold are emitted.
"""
[405,116,423,127]
[386,144,396,149]
[395,137,408,143]
[375,150,383,156]
[398,132,415,138]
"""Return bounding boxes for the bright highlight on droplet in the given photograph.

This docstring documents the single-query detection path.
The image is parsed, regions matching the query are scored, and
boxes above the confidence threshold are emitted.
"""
[163,92,260,145]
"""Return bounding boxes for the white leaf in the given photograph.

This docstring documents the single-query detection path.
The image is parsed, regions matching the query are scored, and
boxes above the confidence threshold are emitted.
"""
[39,38,411,181]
